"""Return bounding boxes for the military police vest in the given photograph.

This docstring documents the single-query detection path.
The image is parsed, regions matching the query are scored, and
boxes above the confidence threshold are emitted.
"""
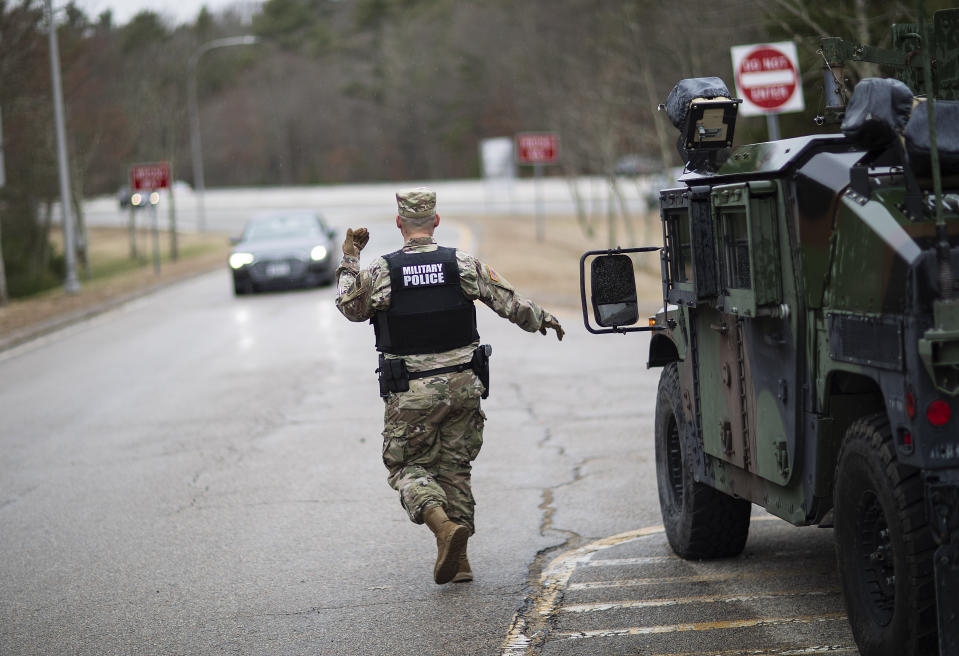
[373,247,480,355]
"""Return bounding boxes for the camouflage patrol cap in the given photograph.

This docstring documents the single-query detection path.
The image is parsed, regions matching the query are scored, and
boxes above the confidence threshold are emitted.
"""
[396,187,436,219]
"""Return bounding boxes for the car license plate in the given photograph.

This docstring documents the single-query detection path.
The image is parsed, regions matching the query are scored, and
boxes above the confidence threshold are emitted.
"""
[266,262,291,277]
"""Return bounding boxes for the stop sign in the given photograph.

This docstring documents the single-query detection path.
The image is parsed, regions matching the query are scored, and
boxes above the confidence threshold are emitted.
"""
[730,41,804,116]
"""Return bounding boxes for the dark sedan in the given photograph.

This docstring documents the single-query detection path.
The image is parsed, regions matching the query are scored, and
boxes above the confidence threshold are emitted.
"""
[229,211,338,295]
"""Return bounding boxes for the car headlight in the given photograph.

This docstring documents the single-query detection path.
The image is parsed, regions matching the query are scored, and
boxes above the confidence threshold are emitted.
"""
[310,245,329,261]
[131,192,144,206]
[230,252,255,269]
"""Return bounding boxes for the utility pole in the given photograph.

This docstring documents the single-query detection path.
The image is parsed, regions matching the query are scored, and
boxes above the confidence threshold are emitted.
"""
[0,105,9,306]
[45,0,80,294]
[188,35,257,232]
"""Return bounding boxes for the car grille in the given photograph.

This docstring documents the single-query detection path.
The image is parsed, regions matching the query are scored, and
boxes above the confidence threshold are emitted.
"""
[249,257,308,281]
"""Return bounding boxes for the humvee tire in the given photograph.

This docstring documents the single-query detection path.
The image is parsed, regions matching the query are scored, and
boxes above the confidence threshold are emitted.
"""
[654,362,751,559]
[834,414,938,656]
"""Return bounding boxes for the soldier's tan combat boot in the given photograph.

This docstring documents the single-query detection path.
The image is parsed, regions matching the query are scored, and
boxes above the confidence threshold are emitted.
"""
[422,505,469,584]
[452,549,473,583]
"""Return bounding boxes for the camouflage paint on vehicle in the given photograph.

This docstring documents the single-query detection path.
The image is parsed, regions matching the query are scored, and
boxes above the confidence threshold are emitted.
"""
[654,131,959,525]
[584,8,959,655]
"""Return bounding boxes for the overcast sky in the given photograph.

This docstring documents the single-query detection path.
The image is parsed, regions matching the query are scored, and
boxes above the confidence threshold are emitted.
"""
[70,0,256,26]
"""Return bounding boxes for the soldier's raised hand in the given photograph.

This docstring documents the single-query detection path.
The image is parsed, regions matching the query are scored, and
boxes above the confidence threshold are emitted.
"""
[540,312,564,341]
[342,227,370,257]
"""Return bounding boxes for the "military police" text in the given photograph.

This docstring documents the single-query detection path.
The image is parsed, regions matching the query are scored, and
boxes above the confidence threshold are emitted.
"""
[402,263,445,287]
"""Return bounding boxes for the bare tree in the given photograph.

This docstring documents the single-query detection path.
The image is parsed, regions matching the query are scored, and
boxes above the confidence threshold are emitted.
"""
[0,104,7,306]
[0,211,8,307]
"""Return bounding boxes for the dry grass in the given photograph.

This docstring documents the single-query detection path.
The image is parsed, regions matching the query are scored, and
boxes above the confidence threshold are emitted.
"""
[467,212,665,316]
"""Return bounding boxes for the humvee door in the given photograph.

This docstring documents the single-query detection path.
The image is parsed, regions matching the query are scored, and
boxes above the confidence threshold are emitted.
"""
[692,181,800,486]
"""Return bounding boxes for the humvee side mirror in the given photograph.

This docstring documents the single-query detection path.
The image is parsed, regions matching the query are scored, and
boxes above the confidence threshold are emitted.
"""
[580,248,663,334]
[592,254,639,326]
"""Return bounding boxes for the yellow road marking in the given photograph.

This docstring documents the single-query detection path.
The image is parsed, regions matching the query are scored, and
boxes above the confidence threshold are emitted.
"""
[500,525,665,656]
[500,518,847,656]
[649,645,859,656]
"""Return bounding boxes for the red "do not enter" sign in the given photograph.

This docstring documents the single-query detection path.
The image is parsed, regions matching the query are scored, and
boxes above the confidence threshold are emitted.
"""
[730,41,804,117]
[515,133,559,165]
[130,161,171,191]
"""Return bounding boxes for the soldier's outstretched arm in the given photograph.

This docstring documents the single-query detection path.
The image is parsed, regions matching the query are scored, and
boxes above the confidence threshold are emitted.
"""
[342,227,369,257]
[335,227,381,322]
[461,253,563,341]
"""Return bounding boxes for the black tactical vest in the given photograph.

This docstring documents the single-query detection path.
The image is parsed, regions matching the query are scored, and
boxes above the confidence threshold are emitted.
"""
[373,246,480,355]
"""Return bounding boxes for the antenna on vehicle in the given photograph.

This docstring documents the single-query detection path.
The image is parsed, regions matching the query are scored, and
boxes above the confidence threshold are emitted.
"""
[917,0,953,300]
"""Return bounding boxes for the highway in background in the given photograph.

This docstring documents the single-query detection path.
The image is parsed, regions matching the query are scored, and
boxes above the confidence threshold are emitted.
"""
[83,176,660,236]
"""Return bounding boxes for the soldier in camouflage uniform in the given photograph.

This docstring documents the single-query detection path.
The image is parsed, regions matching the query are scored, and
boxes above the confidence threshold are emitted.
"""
[335,187,564,584]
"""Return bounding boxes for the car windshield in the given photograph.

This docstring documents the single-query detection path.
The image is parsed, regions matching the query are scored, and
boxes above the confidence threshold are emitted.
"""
[244,215,322,242]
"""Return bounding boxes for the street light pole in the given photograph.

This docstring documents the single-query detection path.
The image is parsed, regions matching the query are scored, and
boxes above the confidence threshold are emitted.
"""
[45,0,80,294]
[187,35,258,233]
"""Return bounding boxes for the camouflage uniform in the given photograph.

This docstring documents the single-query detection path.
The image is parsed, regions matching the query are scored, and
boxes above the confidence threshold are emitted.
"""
[335,236,552,534]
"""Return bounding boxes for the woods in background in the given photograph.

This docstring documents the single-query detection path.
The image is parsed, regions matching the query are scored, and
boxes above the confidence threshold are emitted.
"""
[0,0,948,297]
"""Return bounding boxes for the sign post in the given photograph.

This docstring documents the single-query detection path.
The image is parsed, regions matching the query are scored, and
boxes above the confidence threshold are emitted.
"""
[130,162,171,275]
[151,198,160,275]
[515,132,560,242]
[0,106,5,190]
[129,202,137,259]
[0,106,7,306]
[167,167,177,261]
[730,41,804,141]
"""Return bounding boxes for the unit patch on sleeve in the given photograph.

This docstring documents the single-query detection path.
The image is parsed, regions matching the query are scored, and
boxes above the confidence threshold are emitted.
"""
[401,262,446,287]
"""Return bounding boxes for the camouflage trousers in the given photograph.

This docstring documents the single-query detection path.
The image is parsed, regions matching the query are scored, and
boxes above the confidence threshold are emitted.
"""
[382,370,486,534]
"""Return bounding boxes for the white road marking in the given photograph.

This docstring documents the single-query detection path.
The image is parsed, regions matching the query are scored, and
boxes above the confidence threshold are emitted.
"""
[500,525,665,656]
[584,555,677,567]
[500,517,850,656]
[649,645,858,656]
[560,589,840,613]
[566,566,830,590]
[554,613,849,640]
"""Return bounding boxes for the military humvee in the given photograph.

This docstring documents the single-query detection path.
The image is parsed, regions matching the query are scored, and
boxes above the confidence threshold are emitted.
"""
[581,10,959,656]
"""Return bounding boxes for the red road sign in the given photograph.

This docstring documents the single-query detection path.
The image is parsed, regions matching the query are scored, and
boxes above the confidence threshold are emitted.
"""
[731,42,804,116]
[130,162,171,191]
[516,133,559,165]
[738,47,797,110]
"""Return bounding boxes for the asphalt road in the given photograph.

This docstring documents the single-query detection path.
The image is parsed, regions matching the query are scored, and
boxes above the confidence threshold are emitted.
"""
[1,214,857,655]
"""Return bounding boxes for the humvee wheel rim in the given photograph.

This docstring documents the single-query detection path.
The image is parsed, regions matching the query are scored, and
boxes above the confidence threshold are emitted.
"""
[855,489,895,626]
